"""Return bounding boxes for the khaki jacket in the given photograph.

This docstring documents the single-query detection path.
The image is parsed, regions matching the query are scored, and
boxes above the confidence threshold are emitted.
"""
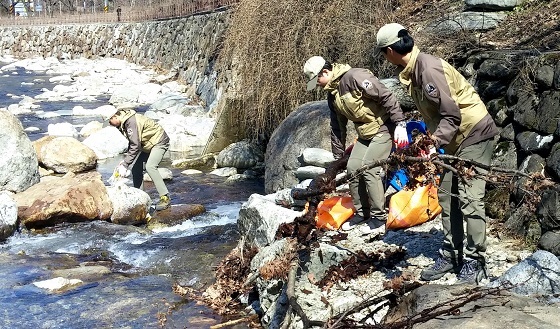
[399,47,498,153]
[325,64,405,158]
[115,109,169,167]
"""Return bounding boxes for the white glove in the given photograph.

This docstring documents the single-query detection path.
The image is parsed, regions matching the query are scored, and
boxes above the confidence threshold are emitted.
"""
[421,145,437,159]
[117,164,131,178]
[394,122,409,149]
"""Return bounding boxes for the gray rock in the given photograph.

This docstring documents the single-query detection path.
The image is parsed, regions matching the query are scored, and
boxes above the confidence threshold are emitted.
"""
[295,165,326,180]
[465,0,523,10]
[535,65,555,89]
[301,148,334,168]
[427,11,507,34]
[515,131,553,153]
[265,100,357,194]
[539,231,560,256]
[238,194,302,248]
[0,109,40,193]
[537,90,560,134]
[492,141,518,170]
[537,187,560,232]
[106,184,151,225]
[499,123,515,141]
[490,250,560,296]
[0,193,17,241]
[216,140,264,169]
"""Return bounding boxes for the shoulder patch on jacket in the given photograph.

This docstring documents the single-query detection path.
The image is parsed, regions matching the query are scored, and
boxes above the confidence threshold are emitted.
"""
[425,82,438,98]
[127,128,134,136]
[362,79,373,90]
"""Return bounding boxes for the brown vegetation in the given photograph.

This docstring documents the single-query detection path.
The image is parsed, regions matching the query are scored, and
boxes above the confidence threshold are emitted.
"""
[219,0,560,141]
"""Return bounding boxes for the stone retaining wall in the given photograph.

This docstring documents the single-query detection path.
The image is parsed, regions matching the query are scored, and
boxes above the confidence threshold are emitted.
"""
[0,10,231,112]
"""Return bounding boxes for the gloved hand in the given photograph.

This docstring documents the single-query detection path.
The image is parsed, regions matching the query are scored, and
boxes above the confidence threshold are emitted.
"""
[420,145,437,159]
[394,121,409,149]
[117,164,131,178]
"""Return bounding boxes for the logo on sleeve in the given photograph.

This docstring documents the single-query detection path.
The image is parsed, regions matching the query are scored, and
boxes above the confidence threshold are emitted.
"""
[127,128,134,136]
[362,79,373,90]
[425,83,438,97]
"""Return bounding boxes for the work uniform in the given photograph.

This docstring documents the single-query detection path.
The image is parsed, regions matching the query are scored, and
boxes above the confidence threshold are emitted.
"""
[399,46,499,262]
[115,109,170,197]
[326,64,406,219]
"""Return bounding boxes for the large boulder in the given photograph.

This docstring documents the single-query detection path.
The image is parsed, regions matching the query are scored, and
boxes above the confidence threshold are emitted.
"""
[35,136,98,173]
[13,172,112,229]
[264,101,356,193]
[0,109,40,193]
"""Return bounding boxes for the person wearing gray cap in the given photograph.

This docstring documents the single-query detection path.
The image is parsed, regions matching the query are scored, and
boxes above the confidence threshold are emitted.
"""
[303,56,409,232]
[104,108,171,211]
[375,23,498,284]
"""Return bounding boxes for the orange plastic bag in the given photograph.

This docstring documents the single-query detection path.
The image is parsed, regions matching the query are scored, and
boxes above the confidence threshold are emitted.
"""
[386,184,442,230]
[315,196,356,230]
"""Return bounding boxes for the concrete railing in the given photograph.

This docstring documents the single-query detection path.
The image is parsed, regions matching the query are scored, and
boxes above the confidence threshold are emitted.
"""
[0,0,237,26]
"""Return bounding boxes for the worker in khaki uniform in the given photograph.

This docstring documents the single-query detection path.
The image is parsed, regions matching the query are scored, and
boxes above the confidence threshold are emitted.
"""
[105,108,171,210]
[375,23,499,284]
[303,56,409,232]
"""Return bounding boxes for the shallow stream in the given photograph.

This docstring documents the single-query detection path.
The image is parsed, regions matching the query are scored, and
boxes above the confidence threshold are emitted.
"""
[0,63,264,328]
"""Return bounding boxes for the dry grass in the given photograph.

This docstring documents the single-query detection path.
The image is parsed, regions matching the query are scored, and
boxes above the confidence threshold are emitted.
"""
[218,0,559,141]
[217,0,479,140]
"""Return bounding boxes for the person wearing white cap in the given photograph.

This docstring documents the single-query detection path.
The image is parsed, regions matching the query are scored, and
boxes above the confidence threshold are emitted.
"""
[375,23,498,284]
[104,108,171,211]
[303,56,409,232]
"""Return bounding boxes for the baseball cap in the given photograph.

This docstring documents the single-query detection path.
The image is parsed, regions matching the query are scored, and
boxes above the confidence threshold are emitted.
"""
[101,106,119,121]
[374,23,406,55]
[303,56,326,91]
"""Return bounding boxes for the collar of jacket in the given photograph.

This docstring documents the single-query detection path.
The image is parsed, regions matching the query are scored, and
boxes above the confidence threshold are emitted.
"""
[117,109,137,129]
[399,46,420,87]
[324,63,351,92]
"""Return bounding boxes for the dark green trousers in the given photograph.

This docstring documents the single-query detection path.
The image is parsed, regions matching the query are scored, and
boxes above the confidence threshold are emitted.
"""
[346,133,392,219]
[439,138,495,262]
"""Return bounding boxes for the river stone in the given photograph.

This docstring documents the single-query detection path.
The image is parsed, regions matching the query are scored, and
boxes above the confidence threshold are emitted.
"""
[33,277,83,292]
[79,120,104,138]
[148,203,206,227]
[301,148,335,168]
[0,193,18,241]
[36,136,98,173]
[216,140,264,169]
[143,168,173,182]
[14,171,113,229]
[295,165,326,180]
[82,126,129,160]
[106,184,151,225]
[0,109,40,193]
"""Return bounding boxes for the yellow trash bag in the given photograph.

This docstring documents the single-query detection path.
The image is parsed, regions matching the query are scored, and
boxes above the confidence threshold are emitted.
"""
[386,183,442,230]
[315,196,356,230]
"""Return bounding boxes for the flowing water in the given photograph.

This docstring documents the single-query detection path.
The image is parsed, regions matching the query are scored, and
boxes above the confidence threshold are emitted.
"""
[0,63,264,328]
